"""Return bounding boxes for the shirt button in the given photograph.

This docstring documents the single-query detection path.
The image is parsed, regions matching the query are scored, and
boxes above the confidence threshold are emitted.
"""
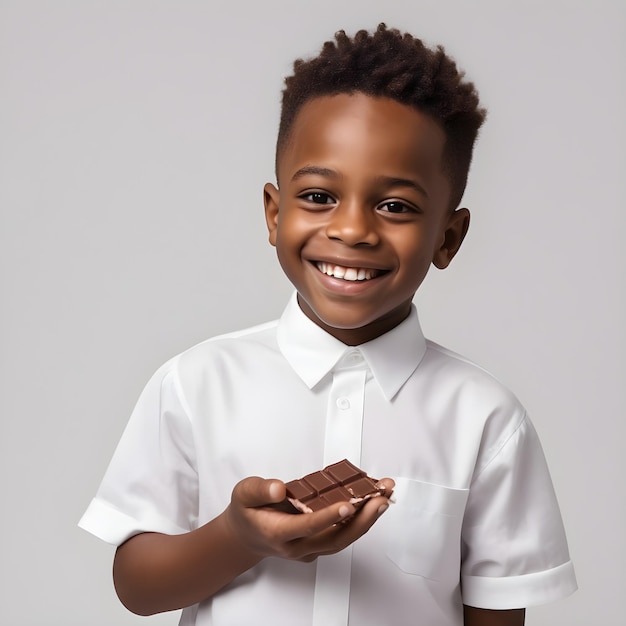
[336,397,351,410]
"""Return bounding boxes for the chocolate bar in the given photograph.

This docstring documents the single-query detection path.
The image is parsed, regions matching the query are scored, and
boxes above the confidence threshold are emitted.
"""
[282,459,385,514]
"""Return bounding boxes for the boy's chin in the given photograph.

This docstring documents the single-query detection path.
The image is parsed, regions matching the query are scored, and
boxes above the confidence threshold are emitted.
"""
[298,297,412,344]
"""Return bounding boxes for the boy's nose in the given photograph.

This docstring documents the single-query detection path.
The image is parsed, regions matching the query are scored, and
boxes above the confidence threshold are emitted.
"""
[325,201,380,246]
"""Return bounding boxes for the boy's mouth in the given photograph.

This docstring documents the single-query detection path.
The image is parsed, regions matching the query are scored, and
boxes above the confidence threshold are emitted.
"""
[315,261,384,281]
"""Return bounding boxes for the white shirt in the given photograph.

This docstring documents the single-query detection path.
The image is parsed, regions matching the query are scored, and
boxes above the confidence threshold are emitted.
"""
[79,293,576,625]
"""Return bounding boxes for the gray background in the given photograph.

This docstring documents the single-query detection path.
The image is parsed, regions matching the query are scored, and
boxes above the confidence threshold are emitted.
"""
[1,1,624,624]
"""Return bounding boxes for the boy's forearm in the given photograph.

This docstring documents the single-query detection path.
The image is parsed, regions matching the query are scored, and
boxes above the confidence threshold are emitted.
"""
[463,606,525,626]
[113,511,262,616]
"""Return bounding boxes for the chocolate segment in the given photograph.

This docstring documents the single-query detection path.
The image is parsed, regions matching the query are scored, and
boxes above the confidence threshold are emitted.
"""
[283,459,384,514]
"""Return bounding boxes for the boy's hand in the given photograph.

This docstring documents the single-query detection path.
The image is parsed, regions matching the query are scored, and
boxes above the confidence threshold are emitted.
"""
[113,475,394,615]
[225,475,394,562]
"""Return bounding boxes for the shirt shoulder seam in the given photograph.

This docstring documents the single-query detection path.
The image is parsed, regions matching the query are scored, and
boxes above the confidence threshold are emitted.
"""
[472,411,528,482]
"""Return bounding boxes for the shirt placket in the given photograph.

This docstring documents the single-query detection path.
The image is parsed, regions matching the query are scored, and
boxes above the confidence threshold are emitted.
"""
[312,349,367,626]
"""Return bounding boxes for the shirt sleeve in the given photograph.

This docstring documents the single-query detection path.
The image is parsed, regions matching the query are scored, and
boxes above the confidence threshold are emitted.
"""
[78,358,199,545]
[460,414,577,609]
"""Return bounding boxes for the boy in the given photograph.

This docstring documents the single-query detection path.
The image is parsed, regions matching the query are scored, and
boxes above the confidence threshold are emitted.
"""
[79,24,576,625]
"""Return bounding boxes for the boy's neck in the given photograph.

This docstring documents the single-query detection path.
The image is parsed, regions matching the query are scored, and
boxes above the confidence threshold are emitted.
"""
[296,293,412,346]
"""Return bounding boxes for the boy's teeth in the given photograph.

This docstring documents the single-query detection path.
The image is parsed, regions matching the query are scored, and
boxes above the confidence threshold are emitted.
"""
[344,268,358,281]
[316,262,377,281]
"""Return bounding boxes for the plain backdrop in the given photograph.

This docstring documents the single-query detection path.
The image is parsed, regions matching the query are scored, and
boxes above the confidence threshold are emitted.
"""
[1,1,624,624]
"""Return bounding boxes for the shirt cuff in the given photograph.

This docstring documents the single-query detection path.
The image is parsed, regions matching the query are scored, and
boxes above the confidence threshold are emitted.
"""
[462,561,577,609]
[78,497,189,546]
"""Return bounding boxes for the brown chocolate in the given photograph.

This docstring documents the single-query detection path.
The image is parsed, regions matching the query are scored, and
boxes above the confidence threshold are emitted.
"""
[282,459,384,514]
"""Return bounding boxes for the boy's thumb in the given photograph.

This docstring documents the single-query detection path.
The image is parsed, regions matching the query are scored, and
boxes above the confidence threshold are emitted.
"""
[232,476,286,508]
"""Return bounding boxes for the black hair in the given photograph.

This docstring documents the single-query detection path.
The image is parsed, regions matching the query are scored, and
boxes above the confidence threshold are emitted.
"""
[277,23,487,209]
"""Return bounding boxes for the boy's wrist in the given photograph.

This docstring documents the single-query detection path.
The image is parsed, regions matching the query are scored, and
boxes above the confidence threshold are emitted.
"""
[207,508,267,566]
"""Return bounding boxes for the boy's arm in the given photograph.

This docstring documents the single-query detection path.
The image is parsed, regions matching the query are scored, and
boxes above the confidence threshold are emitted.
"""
[113,475,393,616]
[463,606,525,625]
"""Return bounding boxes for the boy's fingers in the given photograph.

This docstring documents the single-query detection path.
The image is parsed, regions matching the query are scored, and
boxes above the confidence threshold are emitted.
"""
[278,501,356,542]
[232,477,286,508]
[230,474,394,558]
[273,475,394,543]
[377,477,395,498]
[295,494,391,558]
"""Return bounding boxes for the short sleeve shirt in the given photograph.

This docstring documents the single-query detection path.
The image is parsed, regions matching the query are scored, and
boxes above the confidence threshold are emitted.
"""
[79,293,576,625]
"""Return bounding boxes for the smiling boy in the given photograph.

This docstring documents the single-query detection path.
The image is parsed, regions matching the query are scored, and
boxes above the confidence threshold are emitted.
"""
[264,92,466,346]
[80,25,576,625]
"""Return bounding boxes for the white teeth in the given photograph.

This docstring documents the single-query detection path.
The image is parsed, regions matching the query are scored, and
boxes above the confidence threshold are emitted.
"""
[316,262,378,281]
[344,268,358,281]
[333,265,346,279]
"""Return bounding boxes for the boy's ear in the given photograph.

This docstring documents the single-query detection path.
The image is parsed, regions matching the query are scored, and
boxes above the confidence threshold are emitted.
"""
[263,182,280,247]
[432,208,470,269]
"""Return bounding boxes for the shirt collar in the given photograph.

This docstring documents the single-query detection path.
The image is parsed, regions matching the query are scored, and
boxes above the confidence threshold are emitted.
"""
[276,292,427,401]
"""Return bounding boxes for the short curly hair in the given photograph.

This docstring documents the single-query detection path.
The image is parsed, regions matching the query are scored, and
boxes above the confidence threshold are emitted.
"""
[277,24,487,210]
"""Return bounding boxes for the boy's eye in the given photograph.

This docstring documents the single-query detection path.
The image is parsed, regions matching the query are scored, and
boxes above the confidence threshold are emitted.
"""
[379,201,415,214]
[301,192,334,204]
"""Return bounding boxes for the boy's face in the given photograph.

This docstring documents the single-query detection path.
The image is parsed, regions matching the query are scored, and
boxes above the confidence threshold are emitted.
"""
[265,93,469,345]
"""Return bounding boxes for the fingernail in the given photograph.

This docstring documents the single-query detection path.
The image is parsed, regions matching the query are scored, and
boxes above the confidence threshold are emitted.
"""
[377,503,389,516]
[269,481,282,502]
[339,505,352,519]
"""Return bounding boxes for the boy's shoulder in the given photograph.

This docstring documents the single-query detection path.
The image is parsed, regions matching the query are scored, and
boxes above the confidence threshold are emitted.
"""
[138,319,283,408]
[423,338,525,418]
[165,317,281,375]
[425,338,501,377]
[195,318,280,348]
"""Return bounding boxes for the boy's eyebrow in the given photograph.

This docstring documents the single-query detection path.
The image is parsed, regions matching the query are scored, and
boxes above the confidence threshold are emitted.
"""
[376,175,429,198]
[291,165,338,181]
[290,167,428,198]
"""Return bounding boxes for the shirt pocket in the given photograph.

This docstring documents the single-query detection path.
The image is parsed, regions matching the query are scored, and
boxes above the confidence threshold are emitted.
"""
[385,477,469,583]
